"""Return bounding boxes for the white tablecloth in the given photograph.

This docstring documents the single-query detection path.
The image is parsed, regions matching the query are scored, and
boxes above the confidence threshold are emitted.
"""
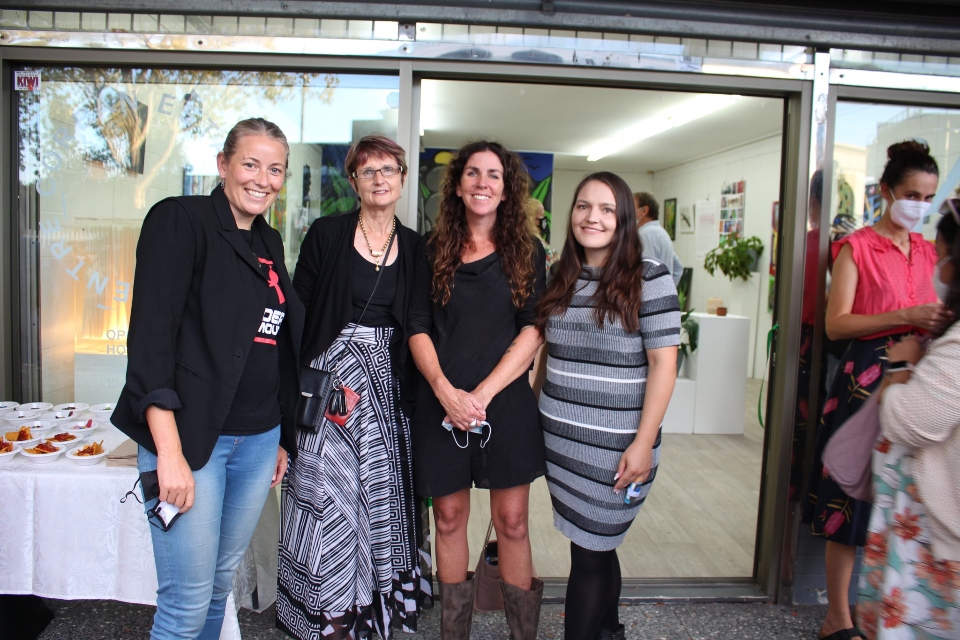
[0,423,247,639]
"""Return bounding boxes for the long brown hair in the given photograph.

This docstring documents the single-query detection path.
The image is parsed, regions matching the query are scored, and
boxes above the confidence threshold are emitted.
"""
[428,141,536,308]
[537,172,645,332]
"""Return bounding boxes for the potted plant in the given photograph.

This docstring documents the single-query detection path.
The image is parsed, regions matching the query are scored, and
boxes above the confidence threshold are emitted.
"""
[676,289,699,375]
[703,233,765,282]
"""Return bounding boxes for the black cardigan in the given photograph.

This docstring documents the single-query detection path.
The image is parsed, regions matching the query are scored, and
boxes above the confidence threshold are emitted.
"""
[293,210,420,407]
[112,187,304,469]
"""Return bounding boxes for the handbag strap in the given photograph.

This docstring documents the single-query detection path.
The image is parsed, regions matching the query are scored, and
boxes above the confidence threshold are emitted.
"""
[328,220,398,375]
[484,519,496,545]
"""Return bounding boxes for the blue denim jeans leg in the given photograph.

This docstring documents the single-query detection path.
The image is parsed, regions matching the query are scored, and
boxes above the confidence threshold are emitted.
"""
[138,426,280,640]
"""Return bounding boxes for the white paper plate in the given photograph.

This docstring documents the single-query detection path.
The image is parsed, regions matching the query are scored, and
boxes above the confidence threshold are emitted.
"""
[45,431,86,445]
[41,410,81,422]
[88,403,116,420]
[66,443,109,465]
[3,410,41,424]
[53,402,90,413]
[19,443,66,463]
[63,420,100,436]
[0,443,22,463]
[9,420,55,434]
[17,402,53,412]
[2,434,41,448]
[0,401,19,412]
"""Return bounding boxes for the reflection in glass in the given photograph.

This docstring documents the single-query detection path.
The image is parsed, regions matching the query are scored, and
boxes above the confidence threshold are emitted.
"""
[17,66,398,406]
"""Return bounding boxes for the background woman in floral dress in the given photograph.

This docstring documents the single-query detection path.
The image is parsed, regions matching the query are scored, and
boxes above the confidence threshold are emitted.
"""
[858,198,960,639]
[802,141,947,640]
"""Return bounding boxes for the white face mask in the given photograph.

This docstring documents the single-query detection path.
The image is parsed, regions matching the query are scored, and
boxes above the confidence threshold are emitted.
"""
[933,257,950,302]
[888,199,930,230]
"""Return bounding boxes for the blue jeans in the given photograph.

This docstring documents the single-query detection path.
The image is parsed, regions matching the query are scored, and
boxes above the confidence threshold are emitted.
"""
[138,426,280,640]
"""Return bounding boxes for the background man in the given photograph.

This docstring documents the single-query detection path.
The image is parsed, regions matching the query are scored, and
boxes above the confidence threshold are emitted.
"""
[635,191,683,287]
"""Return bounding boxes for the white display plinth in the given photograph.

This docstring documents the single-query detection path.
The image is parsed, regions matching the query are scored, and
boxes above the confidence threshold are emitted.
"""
[663,377,696,434]
[689,312,750,434]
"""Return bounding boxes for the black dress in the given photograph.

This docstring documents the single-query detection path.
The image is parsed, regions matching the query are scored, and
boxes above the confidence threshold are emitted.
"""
[408,237,547,497]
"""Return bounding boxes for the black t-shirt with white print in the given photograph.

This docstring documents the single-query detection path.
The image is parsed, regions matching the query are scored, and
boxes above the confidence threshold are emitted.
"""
[222,226,285,435]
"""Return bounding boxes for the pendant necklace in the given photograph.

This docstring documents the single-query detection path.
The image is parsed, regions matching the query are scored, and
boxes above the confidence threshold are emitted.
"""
[359,214,396,271]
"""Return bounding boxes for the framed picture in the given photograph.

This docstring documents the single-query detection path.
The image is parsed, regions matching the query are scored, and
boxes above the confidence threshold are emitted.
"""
[664,198,677,240]
[680,206,695,234]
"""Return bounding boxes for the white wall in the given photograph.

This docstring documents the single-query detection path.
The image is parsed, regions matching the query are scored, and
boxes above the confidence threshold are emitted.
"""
[653,135,783,378]
[549,168,654,250]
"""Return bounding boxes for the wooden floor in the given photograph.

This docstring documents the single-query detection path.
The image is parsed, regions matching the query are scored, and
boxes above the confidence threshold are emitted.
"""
[431,378,766,580]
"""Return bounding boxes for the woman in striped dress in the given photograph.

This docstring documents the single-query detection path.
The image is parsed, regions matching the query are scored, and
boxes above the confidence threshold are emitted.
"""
[535,172,680,640]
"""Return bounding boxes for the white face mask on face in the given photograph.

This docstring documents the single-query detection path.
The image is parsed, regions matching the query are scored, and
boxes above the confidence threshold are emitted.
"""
[933,257,950,302]
[888,199,930,230]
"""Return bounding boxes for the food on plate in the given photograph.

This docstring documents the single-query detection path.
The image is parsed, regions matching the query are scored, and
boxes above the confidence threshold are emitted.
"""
[24,442,59,454]
[4,426,33,441]
[74,441,105,457]
[47,432,77,443]
[0,441,13,453]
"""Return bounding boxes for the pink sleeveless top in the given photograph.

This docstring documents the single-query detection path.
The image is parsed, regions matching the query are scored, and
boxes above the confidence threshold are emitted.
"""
[831,226,938,340]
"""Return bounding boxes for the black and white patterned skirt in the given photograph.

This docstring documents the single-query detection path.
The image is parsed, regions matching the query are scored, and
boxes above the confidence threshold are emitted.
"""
[277,325,432,640]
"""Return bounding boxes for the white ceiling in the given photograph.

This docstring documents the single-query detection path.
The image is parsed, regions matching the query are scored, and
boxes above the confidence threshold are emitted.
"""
[420,80,784,173]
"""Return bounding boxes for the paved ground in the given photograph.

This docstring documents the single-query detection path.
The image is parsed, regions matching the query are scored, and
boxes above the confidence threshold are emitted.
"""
[35,599,827,639]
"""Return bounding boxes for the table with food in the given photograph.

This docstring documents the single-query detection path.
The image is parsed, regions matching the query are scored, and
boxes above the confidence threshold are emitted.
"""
[0,399,263,638]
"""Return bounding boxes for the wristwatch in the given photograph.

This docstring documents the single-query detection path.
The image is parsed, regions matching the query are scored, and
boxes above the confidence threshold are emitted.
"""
[885,360,913,374]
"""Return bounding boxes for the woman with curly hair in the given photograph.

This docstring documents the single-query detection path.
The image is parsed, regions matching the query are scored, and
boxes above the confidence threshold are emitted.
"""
[408,141,547,640]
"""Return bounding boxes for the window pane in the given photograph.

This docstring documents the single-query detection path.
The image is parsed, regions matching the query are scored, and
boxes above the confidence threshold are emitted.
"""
[18,66,399,405]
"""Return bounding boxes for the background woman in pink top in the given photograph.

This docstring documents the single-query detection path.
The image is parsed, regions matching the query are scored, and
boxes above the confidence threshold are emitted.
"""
[802,140,949,640]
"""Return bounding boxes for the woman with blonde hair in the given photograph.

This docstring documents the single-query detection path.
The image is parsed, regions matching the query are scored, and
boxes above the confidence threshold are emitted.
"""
[114,117,303,639]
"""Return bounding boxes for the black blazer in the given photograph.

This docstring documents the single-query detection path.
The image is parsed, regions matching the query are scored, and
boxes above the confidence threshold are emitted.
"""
[113,187,304,470]
[293,210,420,408]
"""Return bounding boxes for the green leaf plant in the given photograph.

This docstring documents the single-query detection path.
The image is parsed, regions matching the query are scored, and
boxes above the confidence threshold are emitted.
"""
[703,233,765,282]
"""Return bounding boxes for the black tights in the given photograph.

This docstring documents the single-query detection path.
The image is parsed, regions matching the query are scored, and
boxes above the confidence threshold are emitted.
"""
[564,542,621,640]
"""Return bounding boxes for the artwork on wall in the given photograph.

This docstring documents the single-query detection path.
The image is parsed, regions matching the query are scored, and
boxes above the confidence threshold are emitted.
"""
[264,183,288,244]
[769,201,779,313]
[719,181,746,244]
[864,182,883,225]
[695,198,719,260]
[182,169,219,196]
[81,87,148,174]
[664,198,678,240]
[418,148,554,236]
[318,144,356,220]
[679,205,695,234]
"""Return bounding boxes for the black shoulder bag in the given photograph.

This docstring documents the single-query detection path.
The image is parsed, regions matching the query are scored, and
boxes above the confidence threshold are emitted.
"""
[296,227,396,432]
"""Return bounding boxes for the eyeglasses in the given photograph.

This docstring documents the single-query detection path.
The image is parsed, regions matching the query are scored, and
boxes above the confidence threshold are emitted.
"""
[941,197,960,225]
[352,165,403,180]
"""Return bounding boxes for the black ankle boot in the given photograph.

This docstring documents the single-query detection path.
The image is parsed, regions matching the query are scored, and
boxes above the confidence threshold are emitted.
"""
[596,623,626,640]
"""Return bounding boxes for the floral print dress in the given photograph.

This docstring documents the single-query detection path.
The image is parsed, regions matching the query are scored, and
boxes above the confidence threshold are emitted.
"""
[858,438,960,639]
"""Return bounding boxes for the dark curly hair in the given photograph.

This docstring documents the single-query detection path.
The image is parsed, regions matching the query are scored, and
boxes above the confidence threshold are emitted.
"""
[537,172,645,333]
[428,141,536,308]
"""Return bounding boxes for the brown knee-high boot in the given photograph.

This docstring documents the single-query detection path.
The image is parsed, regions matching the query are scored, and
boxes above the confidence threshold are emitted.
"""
[439,573,475,640]
[501,577,544,640]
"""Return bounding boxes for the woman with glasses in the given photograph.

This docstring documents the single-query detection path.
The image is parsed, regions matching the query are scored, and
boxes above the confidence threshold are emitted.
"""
[802,140,948,640]
[857,198,960,639]
[277,135,428,640]
[408,141,547,639]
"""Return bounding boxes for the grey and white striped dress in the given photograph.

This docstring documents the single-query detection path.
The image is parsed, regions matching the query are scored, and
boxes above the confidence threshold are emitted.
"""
[540,260,680,551]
